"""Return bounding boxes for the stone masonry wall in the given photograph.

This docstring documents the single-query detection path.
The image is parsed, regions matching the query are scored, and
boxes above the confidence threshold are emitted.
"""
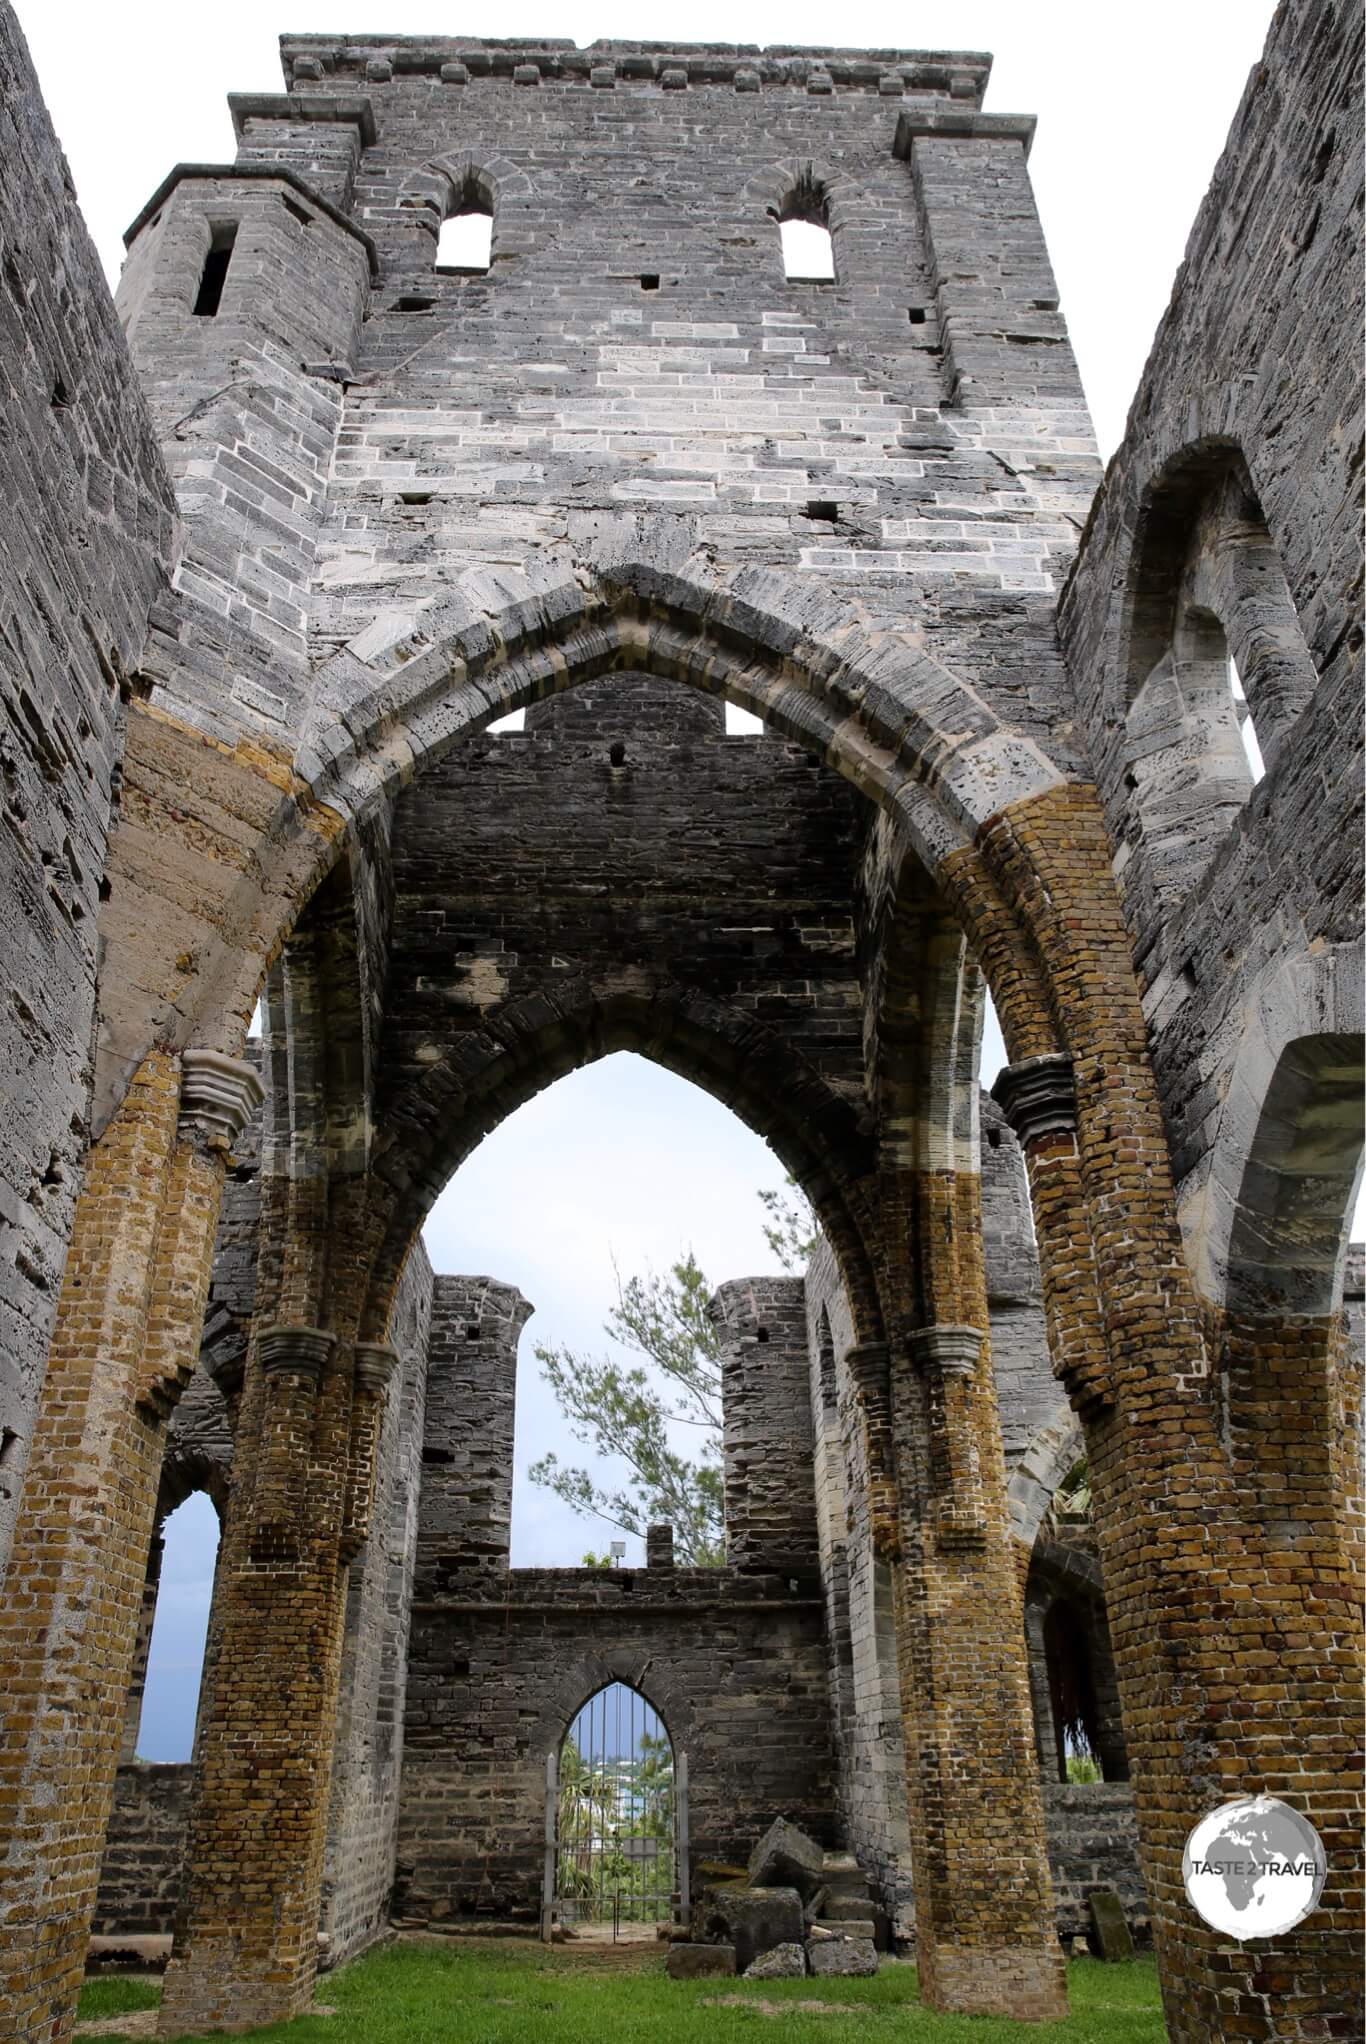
[0,3,175,1571]
[1058,0,1364,1309]
[396,1567,836,1923]
[89,1765,192,1940]
[415,1277,532,1583]
[712,1276,819,1574]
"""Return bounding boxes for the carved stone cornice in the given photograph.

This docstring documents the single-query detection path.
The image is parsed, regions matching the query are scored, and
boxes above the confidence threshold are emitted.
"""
[353,1342,400,1397]
[179,1049,264,1148]
[257,1324,335,1381]
[911,1324,985,1375]
[990,1052,1077,1148]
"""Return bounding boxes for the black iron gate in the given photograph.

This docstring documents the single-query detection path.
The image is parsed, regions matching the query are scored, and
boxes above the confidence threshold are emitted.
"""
[543,1682,687,1939]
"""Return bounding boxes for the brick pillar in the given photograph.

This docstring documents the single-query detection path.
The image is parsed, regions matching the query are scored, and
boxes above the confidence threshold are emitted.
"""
[157,1180,392,2037]
[880,1161,1067,2022]
[0,1047,261,2044]
[963,782,1364,2044]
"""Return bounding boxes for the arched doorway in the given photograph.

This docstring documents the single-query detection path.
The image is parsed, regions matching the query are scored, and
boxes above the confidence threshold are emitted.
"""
[547,1682,683,1941]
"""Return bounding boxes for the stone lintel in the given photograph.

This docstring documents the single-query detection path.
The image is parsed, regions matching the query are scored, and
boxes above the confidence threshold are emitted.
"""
[228,91,377,144]
[122,165,380,277]
[911,1323,985,1374]
[178,1049,264,1148]
[258,1324,335,1380]
[353,1341,401,1396]
[991,1053,1077,1147]
[893,107,1036,159]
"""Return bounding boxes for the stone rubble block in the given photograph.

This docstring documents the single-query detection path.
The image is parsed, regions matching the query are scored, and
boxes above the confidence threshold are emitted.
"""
[807,1934,878,1977]
[695,1883,804,1973]
[746,1817,826,1898]
[743,1941,808,1978]
[667,1941,737,1978]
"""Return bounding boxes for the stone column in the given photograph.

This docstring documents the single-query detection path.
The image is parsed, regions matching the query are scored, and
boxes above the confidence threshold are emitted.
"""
[0,1047,261,2044]
[879,1162,1067,2022]
[965,783,1364,2044]
[157,1188,393,2038]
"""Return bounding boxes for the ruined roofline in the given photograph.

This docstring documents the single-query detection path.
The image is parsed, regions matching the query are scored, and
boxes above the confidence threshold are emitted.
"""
[276,33,992,103]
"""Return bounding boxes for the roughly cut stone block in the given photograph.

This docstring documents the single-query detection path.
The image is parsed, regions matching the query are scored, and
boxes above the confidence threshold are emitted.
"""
[807,1935,878,1977]
[667,1942,736,1978]
[812,1916,874,1940]
[747,1818,826,1899]
[1088,1888,1134,1961]
[744,1941,807,1978]
[697,1884,804,1973]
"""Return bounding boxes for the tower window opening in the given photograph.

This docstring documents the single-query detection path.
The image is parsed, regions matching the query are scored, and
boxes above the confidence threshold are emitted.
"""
[908,305,927,325]
[639,273,660,291]
[193,223,237,318]
[779,212,834,282]
[437,207,492,274]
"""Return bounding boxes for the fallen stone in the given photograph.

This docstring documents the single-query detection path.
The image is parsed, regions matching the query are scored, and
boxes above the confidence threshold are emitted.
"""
[820,1893,873,1923]
[1070,1934,1090,1959]
[747,1818,826,1899]
[668,1942,737,1979]
[744,1941,807,1978]
[807,1935,877,1978]
[802,1884,829,1925]
[696,1884,804,1973]
[811,1917,874,1941]
[1088,1888,1134,1961]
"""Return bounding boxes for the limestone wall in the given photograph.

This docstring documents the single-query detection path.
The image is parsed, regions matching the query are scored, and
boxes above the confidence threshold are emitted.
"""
[0,2,175,1571]
[89,1765,192,1940]
[396,1566,836,1923]
[1058,0,1364,1312]
[712,1276,819,1574]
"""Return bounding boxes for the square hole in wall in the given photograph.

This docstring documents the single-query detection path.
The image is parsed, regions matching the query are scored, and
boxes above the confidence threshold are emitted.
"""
[804,500,838,522]
[639,273,660,290]
[908,306,927,325]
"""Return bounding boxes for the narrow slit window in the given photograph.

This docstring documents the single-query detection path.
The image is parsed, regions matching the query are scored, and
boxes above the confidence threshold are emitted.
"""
[436,208,492,274]
[193,223,237,318]
[780,217,834,281]
[1228,656,1266,784]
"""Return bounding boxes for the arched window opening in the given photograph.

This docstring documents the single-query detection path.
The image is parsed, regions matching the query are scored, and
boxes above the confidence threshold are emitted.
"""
[816,1306,837,1414]
[1043,1597,1105,1784]
[779,216,833,281]
[773,174,835,282]
[436,205,492,274]
[554,1682,676,1932]
[132,1490,221,1762]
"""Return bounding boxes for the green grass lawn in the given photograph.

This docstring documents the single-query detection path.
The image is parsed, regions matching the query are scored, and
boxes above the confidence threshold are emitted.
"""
[79,1938,1166,2044]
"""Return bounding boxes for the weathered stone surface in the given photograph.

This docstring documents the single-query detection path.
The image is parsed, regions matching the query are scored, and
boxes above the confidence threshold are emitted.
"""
[807,1935,878,1977]
[744,1942,807,1978]
[697,1885,805,1974]
[1087,1888,1134,1963]
[747,1818,827,1899]
[667,1942,736,1979]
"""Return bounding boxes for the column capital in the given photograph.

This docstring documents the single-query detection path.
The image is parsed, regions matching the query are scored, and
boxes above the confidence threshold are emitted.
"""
[991,1052,1077,1147]
[353,1341,400,1397]
[911,1323,985,1375]
[257,1324,334,1381]
[179,1049,264,1147]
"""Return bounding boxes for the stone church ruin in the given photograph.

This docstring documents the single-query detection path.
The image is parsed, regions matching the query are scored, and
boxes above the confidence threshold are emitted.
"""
[0,3,1360,2040]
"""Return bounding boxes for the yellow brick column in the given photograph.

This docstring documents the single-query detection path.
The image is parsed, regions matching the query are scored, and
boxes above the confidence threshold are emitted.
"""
[960,783,1364,2044]
[158,1186,390,2036]
[0,1048,262,2044]
[879,1162,1068,2023]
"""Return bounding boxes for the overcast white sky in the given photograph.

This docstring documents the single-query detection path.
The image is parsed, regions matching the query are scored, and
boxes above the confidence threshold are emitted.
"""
[29,0,1284,1757]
